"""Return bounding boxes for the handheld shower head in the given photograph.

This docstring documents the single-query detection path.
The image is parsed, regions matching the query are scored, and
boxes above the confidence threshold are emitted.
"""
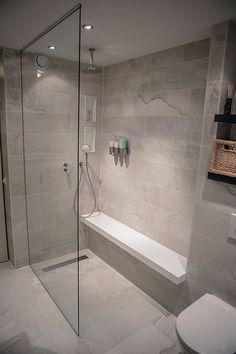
[76,143,98,218]
[81,144,90,153]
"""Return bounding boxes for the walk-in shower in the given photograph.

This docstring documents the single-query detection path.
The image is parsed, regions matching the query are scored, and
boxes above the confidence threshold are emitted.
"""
[20,4,81,334]
[17,3,216,350]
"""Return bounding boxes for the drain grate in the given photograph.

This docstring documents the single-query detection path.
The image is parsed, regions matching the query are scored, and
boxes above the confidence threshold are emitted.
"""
[78,255,89,262]
[42,255,88,272]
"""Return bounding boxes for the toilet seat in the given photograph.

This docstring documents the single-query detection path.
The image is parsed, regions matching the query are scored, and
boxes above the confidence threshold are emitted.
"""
[176,294,236,354]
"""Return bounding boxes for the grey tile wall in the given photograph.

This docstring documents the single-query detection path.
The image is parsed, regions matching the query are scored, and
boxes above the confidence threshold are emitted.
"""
[21,52,78,264]
[101,39,210,256]
[91,25,236,312]
[1,22,235,314]
[187,21,236,309]
[1,49,102,266]
[0,48,28,268]
[0,49,15,263]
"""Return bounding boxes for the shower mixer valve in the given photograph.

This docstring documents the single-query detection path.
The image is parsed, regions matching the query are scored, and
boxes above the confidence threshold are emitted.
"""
[61,161,72,175]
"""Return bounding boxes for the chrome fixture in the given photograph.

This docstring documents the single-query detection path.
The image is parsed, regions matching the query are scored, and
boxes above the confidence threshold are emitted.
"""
[82,24,94,30]
[81,48,102,74]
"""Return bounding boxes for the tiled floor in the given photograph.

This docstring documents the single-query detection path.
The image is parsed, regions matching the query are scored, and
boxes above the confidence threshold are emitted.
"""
[0,251,183,354]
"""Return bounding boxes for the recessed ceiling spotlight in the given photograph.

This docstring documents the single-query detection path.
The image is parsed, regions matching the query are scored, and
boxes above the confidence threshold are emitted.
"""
[82,24,94,30]
[48,45,56,50]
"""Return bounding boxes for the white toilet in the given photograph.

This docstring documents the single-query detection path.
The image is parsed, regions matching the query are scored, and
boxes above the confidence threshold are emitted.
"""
[176,294,236,354]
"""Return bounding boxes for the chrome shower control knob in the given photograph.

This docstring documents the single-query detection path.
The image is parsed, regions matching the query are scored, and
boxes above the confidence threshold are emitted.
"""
[61,161,72,175]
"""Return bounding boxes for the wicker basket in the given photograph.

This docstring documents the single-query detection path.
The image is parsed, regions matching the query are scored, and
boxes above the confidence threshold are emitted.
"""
[209,139,236,177]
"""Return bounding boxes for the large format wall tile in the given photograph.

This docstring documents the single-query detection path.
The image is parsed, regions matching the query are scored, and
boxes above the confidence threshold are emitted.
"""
[102,115,146,137]
[146,115,203,144]
[228,22,236,48]
[129,137,200,170]
[141,60,208,93]
[223,45,236,83]
[186,21,236,310]
[104,72,142,97]
[101,39,209,257]
[104,45,184,79]
[183,38,210,61]
[147,184,194,219]
[1,48,103,266]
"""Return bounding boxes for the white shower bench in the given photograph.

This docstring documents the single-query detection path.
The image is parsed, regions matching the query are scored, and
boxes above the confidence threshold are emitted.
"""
[82,212,187,285]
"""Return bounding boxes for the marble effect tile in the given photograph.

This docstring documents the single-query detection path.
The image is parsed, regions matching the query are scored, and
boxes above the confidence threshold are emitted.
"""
[0,251,182,354]
[211,22,228,48]
[184,38,210,61]
[104,324,173,354]
[0,263,88,354]
[104,72,142,97]
[104,45,184,78]
[146,115,203,145]
[141,60,208,93]
[2,50,97,270]
[101,38,208,261]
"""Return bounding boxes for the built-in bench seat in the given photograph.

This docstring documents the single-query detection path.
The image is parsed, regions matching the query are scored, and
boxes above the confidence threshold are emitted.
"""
[82,213,187,285]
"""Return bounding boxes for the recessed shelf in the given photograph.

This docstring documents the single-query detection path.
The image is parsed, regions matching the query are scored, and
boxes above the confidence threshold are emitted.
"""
[85,95,96,122]
[215,114,236,124]
[208,172,236,185]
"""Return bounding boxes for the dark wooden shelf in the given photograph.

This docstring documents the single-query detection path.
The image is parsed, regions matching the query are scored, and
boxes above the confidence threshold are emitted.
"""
[215,114,236,124]
[208,172,236,185]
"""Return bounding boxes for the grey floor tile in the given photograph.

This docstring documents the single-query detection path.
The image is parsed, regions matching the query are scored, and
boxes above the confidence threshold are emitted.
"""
[104,324,174,354]
[0,251,180,354]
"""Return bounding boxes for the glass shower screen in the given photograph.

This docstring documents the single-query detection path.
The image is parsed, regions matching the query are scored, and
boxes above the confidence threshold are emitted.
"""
[20,6,81,334]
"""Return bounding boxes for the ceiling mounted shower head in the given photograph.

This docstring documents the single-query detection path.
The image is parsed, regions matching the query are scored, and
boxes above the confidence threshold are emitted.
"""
[81,48,102,74]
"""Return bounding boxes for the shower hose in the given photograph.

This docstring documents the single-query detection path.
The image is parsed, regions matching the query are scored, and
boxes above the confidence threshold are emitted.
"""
[73,152,98,219]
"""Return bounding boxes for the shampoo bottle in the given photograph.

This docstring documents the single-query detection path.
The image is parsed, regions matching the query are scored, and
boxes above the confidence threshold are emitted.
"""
[119,136,127,156]
[114,136,120,155]
[109,136,115,155]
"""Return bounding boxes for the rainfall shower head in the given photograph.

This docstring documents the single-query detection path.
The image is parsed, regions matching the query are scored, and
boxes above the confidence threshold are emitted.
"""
[81,48,102,74]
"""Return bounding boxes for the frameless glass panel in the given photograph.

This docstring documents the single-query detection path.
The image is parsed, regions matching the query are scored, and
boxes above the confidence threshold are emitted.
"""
[21,8,80,334]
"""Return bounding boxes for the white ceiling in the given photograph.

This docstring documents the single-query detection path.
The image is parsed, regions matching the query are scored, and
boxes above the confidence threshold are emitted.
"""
[0,0,236,66]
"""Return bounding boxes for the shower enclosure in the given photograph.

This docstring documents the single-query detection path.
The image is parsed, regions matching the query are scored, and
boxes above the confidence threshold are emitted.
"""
[19,4,171,348]
[20,5,81,334]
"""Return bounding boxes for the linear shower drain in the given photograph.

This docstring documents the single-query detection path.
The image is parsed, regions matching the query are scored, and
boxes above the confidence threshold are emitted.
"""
[42,255,88,272]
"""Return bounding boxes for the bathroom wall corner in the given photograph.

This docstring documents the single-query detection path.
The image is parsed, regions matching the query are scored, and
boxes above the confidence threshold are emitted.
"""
[0,48,28,268]
[187,21,236,308]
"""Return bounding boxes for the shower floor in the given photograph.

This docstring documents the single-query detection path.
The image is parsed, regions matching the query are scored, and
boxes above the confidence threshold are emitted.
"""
[0,251,183,354]
[33,249,182,353]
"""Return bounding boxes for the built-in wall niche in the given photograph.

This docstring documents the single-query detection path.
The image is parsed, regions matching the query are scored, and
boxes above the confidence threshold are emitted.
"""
[84,127,96,152]
[85,95,96,122]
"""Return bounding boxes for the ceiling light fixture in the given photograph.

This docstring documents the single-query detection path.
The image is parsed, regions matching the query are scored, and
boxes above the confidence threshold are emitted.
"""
[48,45,56,50]
[82,24,94,30]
